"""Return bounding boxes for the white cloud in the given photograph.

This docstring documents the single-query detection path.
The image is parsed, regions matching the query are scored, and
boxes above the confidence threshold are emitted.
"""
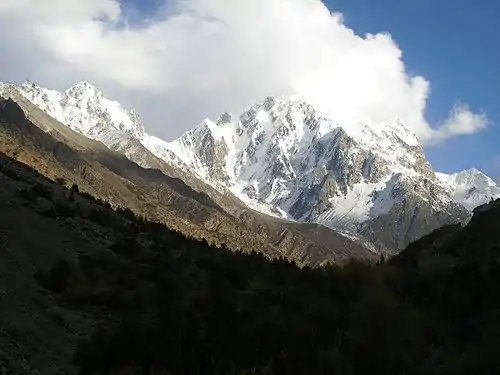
[428,104,489,143]
[0,0,489,143]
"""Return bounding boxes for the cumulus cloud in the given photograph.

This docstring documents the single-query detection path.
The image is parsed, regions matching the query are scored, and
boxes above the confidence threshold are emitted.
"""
[0,0,489,143]
[429,104,489,143]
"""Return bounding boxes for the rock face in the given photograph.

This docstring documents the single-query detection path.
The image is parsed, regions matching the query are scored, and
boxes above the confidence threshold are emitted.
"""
[1,87,376,266]
[163,96,475,252]
[4,81,500,253]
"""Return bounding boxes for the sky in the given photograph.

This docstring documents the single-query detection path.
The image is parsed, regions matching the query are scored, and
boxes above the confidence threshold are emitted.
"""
[0,0,498,177]
[325,0,500,178]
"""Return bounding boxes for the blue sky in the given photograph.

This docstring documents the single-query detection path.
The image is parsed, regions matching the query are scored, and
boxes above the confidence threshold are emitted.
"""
[325,0,500,177]
[122,0,499,176]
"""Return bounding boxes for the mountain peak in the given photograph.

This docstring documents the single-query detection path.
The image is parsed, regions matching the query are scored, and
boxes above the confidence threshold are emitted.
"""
[461,168,483,176]
[452,168,494,184]
[65,81,103,99]
[216,112,232,125]
[437,169,500,211]
[75,80,92,87]
[70,80,98,90]
[165,93,480,250]
[21,79,44,91]
[16,80,145,140]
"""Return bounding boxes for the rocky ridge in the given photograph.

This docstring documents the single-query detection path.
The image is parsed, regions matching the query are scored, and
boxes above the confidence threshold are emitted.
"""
[163,96,499,251]
[0,86,374,266]
[4,81,500,252]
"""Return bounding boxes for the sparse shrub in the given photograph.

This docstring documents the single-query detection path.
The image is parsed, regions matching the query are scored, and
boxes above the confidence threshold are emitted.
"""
[115,206,137,221]
[53,201,76,218]
[37,205,57,218]
[1,166,21,180]
[31,182,53,200]
[70,183,80,194]
[35,259,74,293]
[79,191,95,202]
[17,186,35,201]
[69,183,79,201]
[54,177,66,186]
[87,208,117,228]
[108,236,142,258]
[17,183,53,203]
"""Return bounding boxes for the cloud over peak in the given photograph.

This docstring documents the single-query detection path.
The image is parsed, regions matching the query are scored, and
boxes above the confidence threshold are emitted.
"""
[0,0,489,143]
[430,104,489,143]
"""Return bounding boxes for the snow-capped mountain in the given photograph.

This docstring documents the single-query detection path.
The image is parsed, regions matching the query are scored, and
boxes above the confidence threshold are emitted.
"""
[164,95,474,251]
[21,80,144,138]
[1,80,176,170]
[3,80,499,252]
[436,169,500,211]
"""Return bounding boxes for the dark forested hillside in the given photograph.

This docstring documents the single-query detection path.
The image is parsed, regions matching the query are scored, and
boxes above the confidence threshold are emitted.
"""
[2,150,500,374]
[43,194,500,373]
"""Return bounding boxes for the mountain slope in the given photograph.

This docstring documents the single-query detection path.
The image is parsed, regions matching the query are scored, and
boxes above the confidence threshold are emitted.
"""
[6,80,500,253]
[4,145,500,375]
[0,154,102,375]
[0,90,375,265]
[10,81,176,171]
[3,81,256,218]
[163,96,477,252]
